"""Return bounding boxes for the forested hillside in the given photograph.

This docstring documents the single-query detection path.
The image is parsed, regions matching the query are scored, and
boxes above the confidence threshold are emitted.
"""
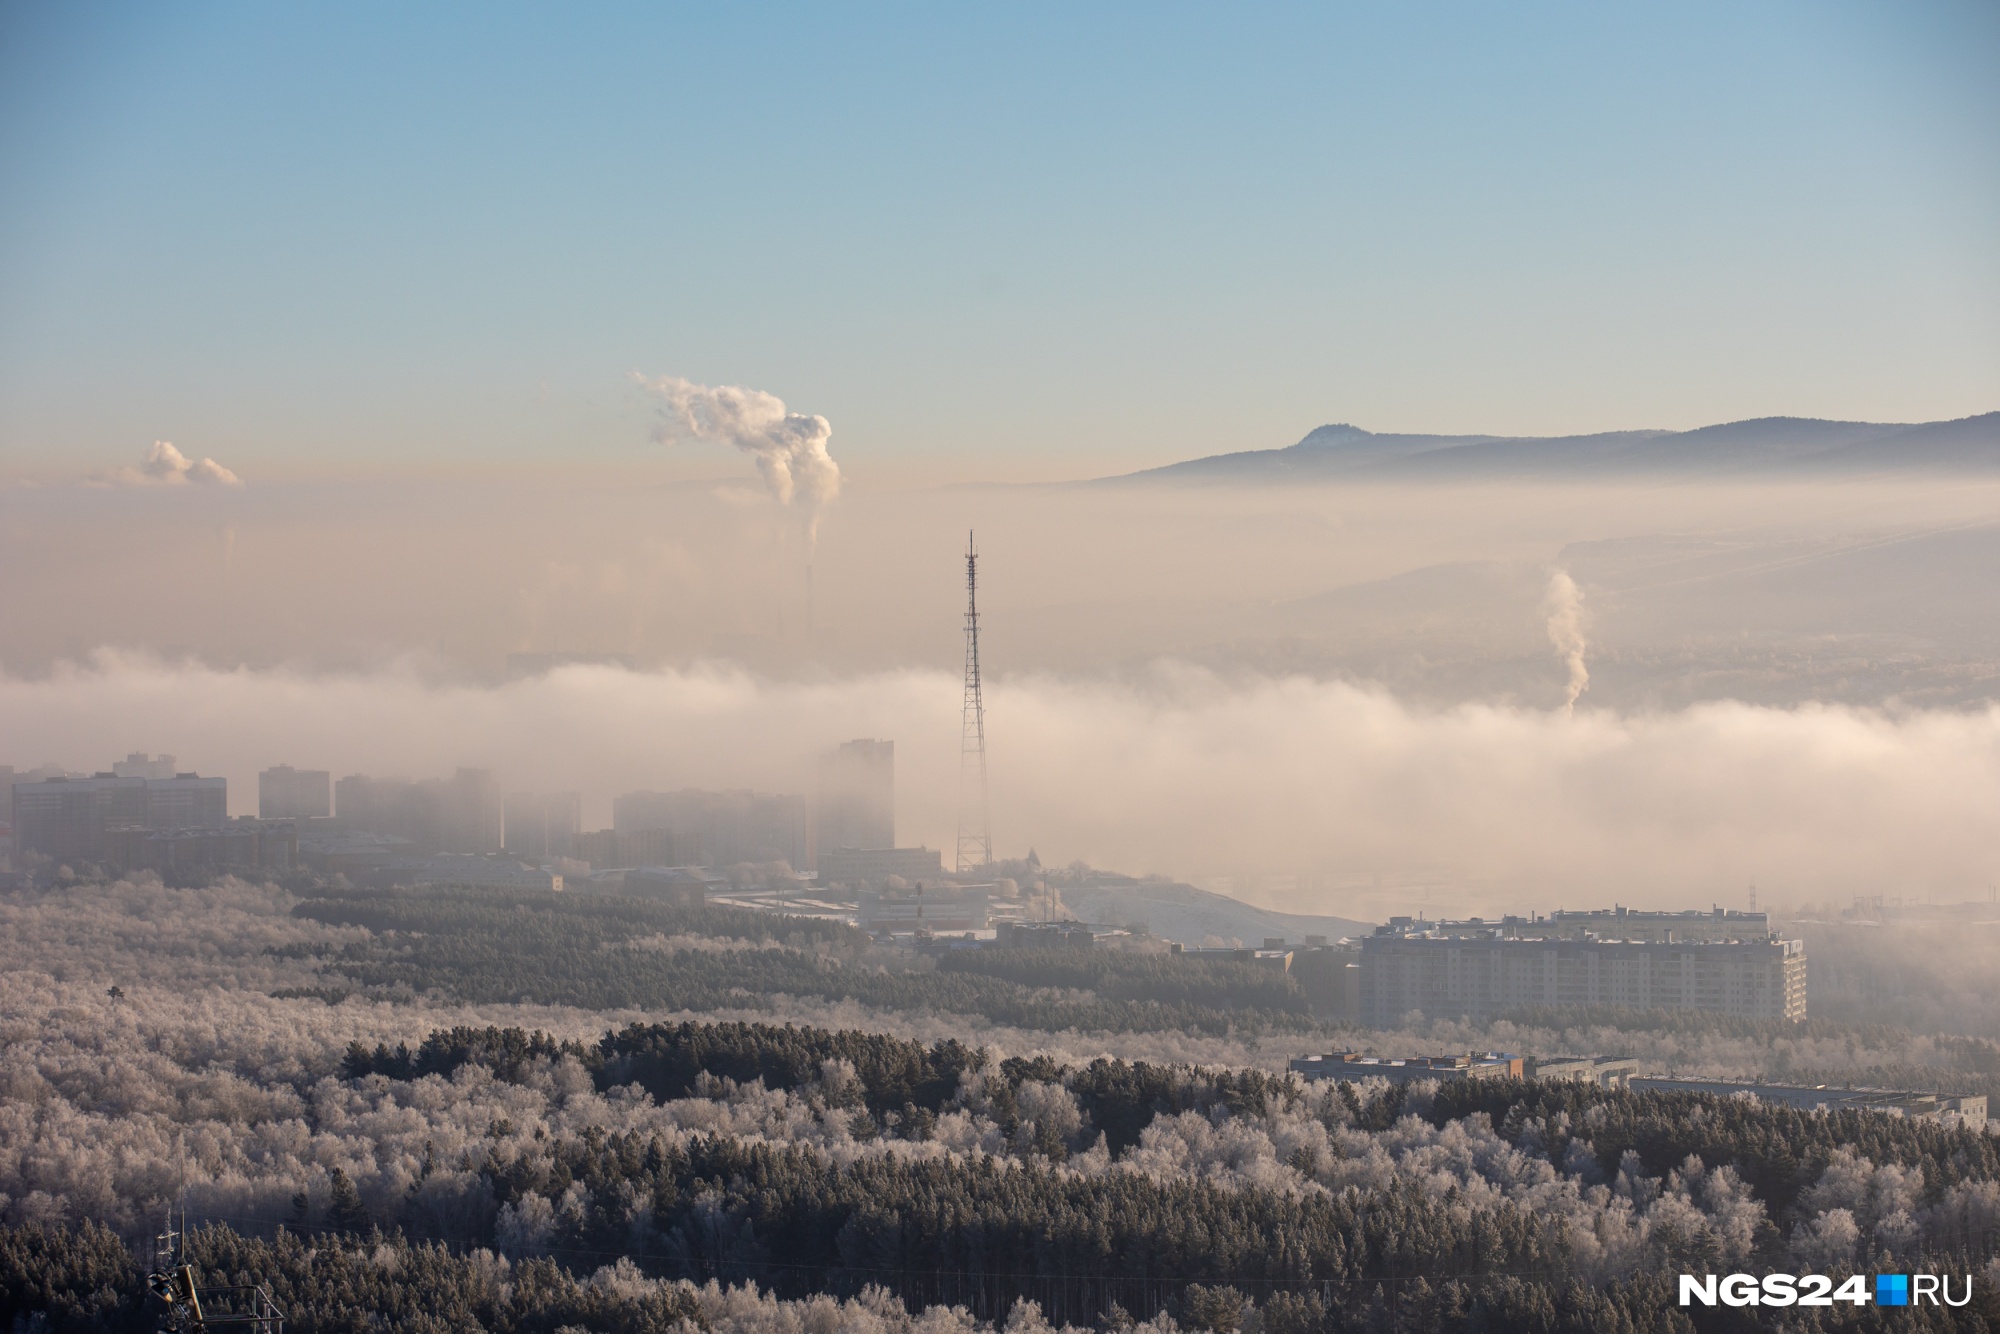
[4,876,1999,1333]
[291,888,1322,1036]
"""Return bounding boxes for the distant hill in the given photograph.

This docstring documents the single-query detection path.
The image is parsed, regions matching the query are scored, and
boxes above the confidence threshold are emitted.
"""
[1058,875,1372,946]
[1104,412,2000,483]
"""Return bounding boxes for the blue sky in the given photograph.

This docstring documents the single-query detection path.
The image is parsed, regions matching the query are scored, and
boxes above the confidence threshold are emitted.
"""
[1,1,1995,480]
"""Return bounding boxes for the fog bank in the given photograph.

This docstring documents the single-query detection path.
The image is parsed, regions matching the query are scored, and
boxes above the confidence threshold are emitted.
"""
[6,656,1998,920]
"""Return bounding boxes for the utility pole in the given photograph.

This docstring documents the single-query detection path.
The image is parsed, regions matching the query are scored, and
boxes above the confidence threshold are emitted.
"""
[956,531,992,874]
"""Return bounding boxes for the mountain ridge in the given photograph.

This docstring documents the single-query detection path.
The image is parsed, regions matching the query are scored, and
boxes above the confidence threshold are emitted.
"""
[1102,411,2000,482]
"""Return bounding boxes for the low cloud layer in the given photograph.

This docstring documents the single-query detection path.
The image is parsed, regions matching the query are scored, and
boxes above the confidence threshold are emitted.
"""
[6,655,1998,916]
[100,440,243,487]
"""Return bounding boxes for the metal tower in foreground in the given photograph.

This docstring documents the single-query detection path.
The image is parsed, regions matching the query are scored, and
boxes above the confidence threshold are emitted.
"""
[956,531,992,873]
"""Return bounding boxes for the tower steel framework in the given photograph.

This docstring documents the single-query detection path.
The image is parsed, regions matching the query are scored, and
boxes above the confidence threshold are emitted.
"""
[956,531,992,873]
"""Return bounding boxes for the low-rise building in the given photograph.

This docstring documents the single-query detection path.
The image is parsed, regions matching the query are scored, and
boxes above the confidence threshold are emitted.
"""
[371,854,562,893]
[819,846,946,888]
[1291,1050,1527,1085]
[101,818,296,873]
[1530,1055,1640,1087]
[1169,942,1296,971]
[860,883,989,932]
[622,865,725,910]
[1630,1077,1986,1124]
[297,830,415,874]
[993,921,1098,949]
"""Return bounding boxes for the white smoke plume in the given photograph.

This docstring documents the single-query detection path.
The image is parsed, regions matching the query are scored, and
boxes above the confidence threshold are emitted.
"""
[635,374,840,542]
[103,440,244,487]
[1544,568,1588,713]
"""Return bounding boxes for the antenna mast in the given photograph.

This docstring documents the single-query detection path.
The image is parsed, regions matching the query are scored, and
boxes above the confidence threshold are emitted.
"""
[956,531,992,873]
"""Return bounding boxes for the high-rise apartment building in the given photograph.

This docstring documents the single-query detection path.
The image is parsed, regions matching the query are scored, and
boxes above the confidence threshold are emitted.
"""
[815,739,893,865]
[612,788,807,870]
[260,765,332,819]
[333,767,502,855]
[439,768,502,854]
[1359,919,1807,1025]
[12,771,227,864]
[112,752,180,780]
[503,791,583,859]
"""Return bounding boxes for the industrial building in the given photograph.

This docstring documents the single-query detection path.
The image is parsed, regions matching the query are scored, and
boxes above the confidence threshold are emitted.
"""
[1359,918,1807,1025]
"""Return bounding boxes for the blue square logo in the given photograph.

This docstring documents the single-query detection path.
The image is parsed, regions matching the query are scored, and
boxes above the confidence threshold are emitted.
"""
[1877,1274,1909,1306]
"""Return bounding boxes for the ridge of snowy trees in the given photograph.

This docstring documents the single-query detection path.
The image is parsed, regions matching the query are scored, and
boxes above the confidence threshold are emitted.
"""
[294,889,1323,1037]
[9,877,2000,1332]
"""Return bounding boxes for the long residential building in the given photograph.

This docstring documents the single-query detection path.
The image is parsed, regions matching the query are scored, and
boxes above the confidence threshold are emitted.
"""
[1359,922,1807,1025]
[12,772,227,864]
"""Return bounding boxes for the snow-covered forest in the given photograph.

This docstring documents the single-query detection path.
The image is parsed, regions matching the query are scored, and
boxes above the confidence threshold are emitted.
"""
[4,876,2000,1332]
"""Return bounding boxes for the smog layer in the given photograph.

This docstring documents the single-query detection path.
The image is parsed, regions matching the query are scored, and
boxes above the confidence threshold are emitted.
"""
[6,443,2000,916]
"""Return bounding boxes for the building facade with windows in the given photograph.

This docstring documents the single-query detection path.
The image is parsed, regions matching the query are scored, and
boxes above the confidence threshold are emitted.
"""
[12,772,227,864]
[1359,925,1807,1025]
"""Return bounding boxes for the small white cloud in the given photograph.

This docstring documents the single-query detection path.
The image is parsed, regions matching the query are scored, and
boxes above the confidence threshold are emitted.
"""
[104,441,244,487]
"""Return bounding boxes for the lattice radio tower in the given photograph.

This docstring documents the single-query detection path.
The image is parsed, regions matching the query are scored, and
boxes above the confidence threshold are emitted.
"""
[956,531,993,873]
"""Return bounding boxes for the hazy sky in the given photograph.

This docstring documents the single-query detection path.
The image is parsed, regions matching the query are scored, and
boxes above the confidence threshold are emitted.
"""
[2,2,1996,483]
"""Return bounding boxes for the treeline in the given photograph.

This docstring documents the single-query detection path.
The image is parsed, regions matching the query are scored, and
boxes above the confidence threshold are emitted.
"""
[344,1019,1288,1153]
[15,1013,2000,1330]
[347,1015,2000,1225]
[295,887,864,952]
[15,1221,1936,1334]
[0,1221,701,1334]
[329,1133,1575,1319]
[294,890,1321,1036]
[1430,1077,2000,1223]
[937,947,1307,1015]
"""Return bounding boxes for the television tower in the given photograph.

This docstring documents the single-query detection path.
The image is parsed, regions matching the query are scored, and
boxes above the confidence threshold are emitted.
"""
[956,531,992,873]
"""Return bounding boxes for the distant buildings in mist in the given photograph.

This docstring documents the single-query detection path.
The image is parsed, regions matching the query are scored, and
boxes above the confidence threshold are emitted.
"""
[1,739,947,895]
